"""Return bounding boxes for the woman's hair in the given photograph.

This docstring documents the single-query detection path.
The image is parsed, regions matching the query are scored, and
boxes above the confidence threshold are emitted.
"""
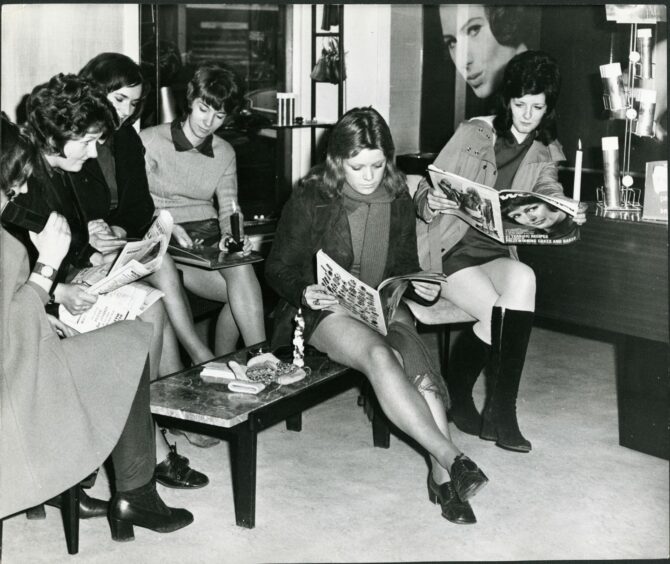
[79,52,148,125]
[26,73,117,156]
[485,6,540,49]
[0,113,37,197]
[301,107,407,199]
[501,194,559,217]
[493,50,561,145]
[186,63,241,115]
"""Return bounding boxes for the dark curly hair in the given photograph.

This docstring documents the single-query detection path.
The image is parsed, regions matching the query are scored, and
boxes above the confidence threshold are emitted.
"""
[493,50,561,145]
[26,73,117,156]
[186,62,242,115]
[485,6,541,48]
[301,106,407,199]
[79,52,148,126]
[0,113,37,197]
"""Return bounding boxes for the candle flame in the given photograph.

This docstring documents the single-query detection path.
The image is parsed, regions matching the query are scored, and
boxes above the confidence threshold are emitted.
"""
[578,139,582,150]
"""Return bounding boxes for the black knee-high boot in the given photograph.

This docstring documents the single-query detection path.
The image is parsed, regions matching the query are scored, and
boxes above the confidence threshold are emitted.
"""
[480,307,533,452]
[446,328,490,436]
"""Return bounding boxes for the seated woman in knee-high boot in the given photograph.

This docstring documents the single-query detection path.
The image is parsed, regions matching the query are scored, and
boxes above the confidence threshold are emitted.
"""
[266,107,488,525]
[414,51,587,451]
[6,74,208,491]
[0,115,192,540]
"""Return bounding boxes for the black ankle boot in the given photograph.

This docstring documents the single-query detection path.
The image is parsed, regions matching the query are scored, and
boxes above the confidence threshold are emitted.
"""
[449,454,488,502]
[446,328,490,435]
[47,487,108,519]
[109,481,193,541]
[480,307,533,452]
[427,475,476,524]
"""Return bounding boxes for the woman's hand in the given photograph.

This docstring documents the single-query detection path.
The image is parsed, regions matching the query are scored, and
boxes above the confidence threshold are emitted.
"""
[46,314,79,338]
[427,183,460,213]
[301,284,339,310]
[53,283,98,315]
[410,281,441,302]
[240,235,253,256]
[88,219,126,253]
[172,224,195,248]
[28,212,71,269]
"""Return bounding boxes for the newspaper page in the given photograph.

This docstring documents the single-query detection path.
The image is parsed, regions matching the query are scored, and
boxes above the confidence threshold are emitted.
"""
[427,165,580,245]
[58,282,164,333]
[315,250,447,335]
[74,210,174,294]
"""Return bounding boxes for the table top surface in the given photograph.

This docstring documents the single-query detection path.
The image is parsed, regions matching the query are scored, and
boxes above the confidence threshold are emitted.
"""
[150,348,348,428]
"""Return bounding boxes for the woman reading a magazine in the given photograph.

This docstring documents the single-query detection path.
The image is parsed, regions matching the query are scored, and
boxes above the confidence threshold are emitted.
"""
[267,107,489,526]
[414,51,586,452]
[6,75,209,489]
[0,115,193,539]
[141,62,266,356]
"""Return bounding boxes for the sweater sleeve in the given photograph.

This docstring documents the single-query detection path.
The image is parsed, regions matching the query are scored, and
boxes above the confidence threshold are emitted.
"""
[215,147,238,236]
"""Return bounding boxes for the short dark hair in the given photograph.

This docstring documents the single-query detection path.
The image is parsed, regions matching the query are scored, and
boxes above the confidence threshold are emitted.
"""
[501,194,560,217]
[26,73,117,156]
[79,52,148,125]
[186,63,241,114]
[485,6,541,49]
[301,106,407,199]
[0,113,37,197]
[493,50,561,145]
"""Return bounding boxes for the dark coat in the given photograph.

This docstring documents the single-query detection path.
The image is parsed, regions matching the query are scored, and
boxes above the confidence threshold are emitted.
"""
[265,182,427,345]
[73,124,155,239]
[0,227,152,518]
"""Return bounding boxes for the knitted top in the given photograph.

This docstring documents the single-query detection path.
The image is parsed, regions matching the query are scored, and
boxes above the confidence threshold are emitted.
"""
[139,123,238,234]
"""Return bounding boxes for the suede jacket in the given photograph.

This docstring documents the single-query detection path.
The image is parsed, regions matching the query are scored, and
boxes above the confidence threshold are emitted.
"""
[265,182,428,339]
[414,117,566,272]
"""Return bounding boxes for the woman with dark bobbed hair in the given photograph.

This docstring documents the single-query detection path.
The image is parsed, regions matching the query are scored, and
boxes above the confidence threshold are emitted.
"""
[267,107,489,525]
[141,62,267,357]
[0,115,192,539]
[415,51,586,452]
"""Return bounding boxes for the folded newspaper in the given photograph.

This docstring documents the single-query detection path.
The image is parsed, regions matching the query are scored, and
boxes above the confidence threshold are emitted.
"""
[58,211,173,332]
[316,249,447,336]
[427,165,581,245]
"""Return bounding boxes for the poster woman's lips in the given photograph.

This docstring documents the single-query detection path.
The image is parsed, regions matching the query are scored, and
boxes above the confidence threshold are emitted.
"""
[467,71,483,86]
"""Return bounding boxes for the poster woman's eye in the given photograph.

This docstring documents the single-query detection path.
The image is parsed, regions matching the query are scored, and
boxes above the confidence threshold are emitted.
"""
[466,24,482,38]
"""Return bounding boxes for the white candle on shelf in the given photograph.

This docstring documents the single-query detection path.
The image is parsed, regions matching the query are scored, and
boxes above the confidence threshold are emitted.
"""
[573,139,583,201]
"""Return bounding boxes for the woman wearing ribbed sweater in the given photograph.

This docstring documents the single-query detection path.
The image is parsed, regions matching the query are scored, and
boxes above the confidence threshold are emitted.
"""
[140,63,266,355]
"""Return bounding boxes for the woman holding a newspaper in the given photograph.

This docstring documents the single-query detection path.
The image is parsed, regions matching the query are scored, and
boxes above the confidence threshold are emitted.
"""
[415,51,587,452]
[267,108,489,525]
[5,75,209,493]
[0,116,193,537]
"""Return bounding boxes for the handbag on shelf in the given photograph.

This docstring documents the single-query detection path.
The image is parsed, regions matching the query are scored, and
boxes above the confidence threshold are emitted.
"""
[310,38,346,84]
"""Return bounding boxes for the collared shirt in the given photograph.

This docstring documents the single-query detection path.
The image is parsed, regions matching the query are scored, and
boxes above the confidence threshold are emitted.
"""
[169,118,214,158]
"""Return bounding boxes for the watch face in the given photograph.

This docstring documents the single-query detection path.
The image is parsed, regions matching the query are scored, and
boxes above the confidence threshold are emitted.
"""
[40,265,55,278]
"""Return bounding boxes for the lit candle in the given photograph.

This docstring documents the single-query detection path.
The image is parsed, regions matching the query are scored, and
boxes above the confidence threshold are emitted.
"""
[573,139,583,202]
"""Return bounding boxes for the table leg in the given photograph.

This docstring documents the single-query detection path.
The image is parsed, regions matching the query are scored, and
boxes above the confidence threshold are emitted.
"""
[286,413,302,432]
[230,419,258,528]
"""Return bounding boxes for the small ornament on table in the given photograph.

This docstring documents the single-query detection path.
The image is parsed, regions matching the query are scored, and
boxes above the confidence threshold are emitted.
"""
[292,308,305,367]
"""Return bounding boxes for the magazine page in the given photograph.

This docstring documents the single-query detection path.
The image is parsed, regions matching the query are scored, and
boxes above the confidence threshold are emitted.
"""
[427,165,505,243]
[58,282,164,333]
[316,249,388,335]
[377,271,448,322]
[498,191,581,245]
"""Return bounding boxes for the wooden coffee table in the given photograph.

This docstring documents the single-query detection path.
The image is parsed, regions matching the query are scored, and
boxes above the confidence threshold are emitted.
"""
[150,347,390,528]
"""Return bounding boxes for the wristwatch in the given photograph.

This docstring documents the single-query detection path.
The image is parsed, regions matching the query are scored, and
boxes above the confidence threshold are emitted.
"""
[33,261,57,282]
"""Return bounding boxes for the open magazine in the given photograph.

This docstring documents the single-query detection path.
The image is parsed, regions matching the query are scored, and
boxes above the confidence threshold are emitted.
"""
[58,210,173,332]
[316,250,447,336]
[168,218,263,270]
[427,165,581,245]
